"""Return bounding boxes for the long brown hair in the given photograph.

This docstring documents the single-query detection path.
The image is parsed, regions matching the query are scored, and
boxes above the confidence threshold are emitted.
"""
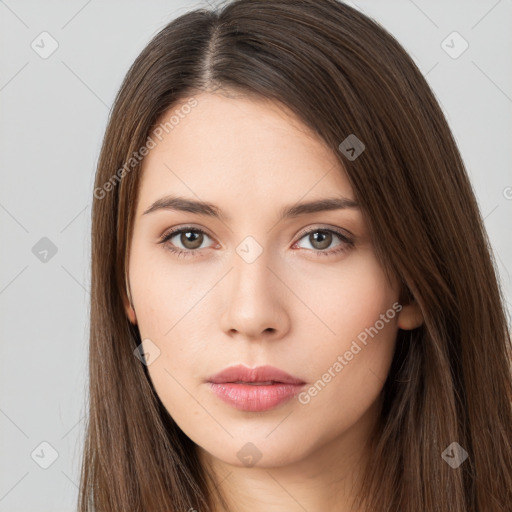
[79,1,512,510]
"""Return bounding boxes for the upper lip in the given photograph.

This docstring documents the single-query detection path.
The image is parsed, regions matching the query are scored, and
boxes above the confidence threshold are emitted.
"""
[208,364,305,385]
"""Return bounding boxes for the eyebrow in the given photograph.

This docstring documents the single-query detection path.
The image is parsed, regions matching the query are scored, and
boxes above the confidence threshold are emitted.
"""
[142,195,359,222]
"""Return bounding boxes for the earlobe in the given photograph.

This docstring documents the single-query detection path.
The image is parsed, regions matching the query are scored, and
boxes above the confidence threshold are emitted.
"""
[397,301,423,330]
[124,271,137,325]
[126,305,137,324]
[122,293,137,324]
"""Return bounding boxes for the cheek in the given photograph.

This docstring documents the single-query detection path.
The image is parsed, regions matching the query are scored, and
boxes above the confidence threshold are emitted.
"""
[293,247,399,355]
[294,251,399,413]
[129,242,209,341]
[128,244,218,399]
[296,319,396,442]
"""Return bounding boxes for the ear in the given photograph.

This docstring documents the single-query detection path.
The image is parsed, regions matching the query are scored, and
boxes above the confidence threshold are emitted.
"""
[122,288,137,325]
[397,300,423,330]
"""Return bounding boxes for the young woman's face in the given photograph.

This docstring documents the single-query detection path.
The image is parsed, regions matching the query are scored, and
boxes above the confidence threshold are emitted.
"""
[125,90,414,469]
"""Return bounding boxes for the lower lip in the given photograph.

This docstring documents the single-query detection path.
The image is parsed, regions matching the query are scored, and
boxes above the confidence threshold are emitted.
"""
[208,382,305,412]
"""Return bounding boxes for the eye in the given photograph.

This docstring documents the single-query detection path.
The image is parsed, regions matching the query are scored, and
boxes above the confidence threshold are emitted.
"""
[158,226,214,259]
[293,227,354,257]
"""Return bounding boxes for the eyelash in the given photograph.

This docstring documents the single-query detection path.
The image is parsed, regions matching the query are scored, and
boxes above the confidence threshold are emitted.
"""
[158,226,354,259]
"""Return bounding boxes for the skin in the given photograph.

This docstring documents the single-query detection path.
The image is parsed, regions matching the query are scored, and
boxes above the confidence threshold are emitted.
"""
[124,90,423,511]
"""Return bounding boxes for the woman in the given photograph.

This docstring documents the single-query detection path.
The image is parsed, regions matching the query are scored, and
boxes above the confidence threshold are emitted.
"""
[79,1,512,511]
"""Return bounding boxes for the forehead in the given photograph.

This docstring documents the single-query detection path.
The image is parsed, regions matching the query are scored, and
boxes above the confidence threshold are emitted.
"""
[137,91,354,211]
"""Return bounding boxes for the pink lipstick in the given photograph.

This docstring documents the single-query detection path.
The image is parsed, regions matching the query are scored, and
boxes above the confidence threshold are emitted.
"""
[207,364,306,412]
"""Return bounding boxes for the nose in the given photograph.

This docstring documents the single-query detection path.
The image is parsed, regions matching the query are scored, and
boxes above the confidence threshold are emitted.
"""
[219,250,291,341]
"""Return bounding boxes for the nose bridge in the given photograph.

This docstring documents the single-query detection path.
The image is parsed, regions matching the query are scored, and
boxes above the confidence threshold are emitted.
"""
[220,237,289,338]
[232,239,276,307]
[234,240,272,294]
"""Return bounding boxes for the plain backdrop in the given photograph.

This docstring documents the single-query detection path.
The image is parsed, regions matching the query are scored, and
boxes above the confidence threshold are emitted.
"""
[1,0,511,510]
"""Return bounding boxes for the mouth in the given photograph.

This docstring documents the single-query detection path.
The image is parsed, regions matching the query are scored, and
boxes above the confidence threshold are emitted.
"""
[207,365,306,412]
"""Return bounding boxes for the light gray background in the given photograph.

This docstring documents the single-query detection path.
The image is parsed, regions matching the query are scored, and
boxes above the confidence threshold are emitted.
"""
[1,0,511,510]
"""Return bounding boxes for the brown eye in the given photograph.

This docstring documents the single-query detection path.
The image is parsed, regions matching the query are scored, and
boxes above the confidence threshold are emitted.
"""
[159,227,214,258]
[294,227,354,258]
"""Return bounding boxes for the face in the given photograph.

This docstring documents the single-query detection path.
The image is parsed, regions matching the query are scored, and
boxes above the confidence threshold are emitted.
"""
[125,90,418,470]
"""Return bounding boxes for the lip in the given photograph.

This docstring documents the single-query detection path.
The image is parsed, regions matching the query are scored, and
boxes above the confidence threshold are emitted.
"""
[208,364,305,385]
[207,365,306,412]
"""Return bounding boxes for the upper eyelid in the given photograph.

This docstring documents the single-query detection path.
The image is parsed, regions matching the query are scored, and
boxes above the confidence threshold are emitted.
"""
[296,224,353,240]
